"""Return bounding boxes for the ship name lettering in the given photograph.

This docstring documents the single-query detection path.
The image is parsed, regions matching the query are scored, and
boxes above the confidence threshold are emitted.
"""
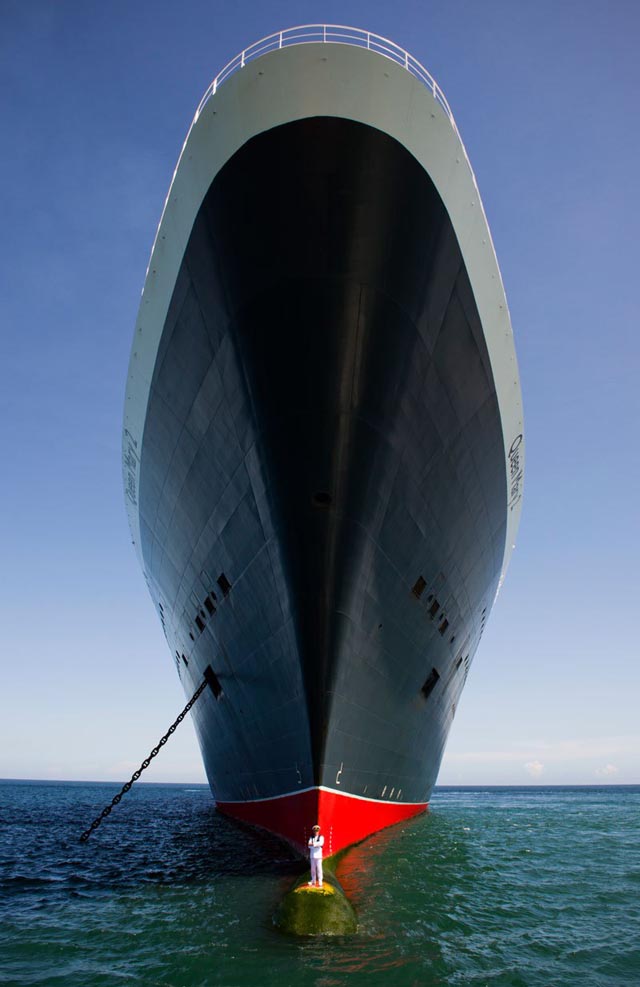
[124,430,139,506]
[508,434,523,511]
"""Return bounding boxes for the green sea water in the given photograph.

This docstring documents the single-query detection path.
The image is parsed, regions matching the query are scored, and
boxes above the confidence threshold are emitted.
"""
[1,782,638,986]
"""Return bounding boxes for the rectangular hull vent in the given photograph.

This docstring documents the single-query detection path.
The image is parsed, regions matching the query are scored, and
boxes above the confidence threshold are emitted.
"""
[204,665,223,699]
[421,667,440,699]
[412,576,427,599]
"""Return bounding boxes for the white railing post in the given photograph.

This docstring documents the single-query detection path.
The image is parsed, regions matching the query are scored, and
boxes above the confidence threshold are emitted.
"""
[197,27,457,140]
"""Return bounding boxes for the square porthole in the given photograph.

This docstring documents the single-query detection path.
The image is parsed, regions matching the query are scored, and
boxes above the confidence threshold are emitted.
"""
[217,573,232,597]
[412,576,426,599]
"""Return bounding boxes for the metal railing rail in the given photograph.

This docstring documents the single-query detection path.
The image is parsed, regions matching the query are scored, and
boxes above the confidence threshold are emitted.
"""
[194,25,458,134]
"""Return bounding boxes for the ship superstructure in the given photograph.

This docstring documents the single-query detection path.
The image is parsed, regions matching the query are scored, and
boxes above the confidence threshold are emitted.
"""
[123,27,524,855]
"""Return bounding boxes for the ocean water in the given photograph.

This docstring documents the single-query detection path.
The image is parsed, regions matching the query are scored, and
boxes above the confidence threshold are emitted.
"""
[1,782,638,986]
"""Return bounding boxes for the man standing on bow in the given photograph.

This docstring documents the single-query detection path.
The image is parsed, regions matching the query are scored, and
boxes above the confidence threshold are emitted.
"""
[308,824,324,887]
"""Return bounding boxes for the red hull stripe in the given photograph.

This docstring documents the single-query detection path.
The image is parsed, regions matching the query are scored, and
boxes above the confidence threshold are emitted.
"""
[216,787,427,855]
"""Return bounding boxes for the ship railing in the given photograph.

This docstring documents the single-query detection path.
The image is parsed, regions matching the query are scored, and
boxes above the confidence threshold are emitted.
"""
[195,25,458,134]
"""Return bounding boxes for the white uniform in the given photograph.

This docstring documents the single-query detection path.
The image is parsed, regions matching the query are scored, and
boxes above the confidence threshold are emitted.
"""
[308,833,324,886]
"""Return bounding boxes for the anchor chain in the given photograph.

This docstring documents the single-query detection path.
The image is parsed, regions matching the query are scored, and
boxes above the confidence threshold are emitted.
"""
[79,675,210,842]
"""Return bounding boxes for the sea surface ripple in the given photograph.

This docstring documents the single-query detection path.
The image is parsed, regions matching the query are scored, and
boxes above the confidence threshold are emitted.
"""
[1,782,638,986]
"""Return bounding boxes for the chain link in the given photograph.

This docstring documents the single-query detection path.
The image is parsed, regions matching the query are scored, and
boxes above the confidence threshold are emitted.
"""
[79,677,209,842]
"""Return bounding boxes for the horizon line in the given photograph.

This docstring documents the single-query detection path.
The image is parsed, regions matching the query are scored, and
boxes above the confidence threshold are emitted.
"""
[1,777,638,788]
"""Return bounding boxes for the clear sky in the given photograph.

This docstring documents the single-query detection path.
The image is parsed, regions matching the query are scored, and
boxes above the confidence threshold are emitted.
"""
[1,0,638,787]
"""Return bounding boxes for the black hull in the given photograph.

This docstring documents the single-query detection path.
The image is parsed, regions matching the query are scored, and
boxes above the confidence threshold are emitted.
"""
[138,116,506,806]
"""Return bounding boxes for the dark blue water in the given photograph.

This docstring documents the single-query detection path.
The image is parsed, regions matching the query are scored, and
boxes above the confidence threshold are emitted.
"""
[1,782,638,986]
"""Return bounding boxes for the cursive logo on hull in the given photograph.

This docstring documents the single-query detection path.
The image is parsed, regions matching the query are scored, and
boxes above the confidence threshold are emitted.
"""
[123,428,139,506]
[508,434,523,512]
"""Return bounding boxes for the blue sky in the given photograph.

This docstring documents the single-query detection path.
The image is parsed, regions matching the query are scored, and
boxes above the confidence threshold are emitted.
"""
[1,0,638,787]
